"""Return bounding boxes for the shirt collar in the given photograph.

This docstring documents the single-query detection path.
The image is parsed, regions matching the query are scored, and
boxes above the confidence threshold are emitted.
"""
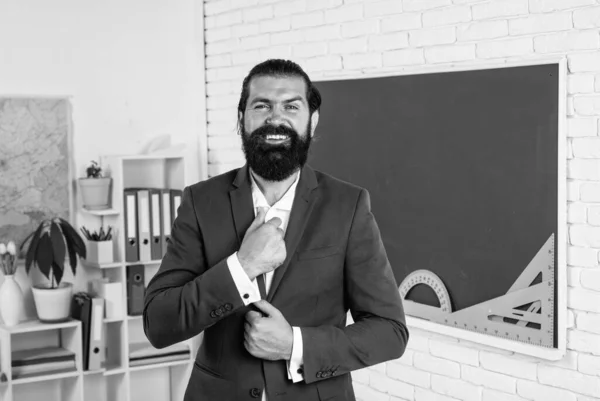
[250,170,300,212]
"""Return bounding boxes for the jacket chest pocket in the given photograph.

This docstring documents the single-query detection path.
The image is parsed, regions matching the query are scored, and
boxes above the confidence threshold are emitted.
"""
[296,245,339,261]
[293,246,343,296]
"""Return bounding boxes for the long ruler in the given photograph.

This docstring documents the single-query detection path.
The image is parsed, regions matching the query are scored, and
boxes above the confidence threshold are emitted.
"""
[399,234,555,347]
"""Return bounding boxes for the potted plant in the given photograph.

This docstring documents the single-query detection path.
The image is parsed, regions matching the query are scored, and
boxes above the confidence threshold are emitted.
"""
[20,218,87,323]
[0,240,25,326]
[79,160,112,210]
[80,225,113,264]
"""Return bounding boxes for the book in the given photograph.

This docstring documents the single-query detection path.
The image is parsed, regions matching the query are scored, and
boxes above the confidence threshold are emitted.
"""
[12,346,75,366]
[12,354,73,367]
[12,360,76,378]
[128,342,189,360]
[129,353,190,367]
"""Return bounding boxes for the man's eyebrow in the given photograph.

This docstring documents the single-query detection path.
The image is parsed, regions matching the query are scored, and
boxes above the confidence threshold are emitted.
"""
[249,97,272,104]
[249,95,306,105]
[283,96,305,103]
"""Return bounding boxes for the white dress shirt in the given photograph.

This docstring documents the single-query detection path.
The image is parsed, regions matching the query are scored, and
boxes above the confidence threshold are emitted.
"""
[226,171,305,399]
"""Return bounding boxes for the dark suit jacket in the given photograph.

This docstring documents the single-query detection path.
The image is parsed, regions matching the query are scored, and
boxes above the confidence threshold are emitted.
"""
[143,164,409,401]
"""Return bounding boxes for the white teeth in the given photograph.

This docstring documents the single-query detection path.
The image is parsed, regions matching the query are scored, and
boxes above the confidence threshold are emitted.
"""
[266,135,287,140]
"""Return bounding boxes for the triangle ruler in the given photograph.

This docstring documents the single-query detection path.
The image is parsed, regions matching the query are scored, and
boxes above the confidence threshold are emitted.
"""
[399,234,555,348]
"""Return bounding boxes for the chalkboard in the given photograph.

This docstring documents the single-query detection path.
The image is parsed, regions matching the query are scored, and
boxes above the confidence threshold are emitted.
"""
[309,62,562,351]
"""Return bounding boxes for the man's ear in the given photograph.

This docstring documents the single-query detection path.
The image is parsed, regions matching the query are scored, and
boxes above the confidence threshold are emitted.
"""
[238,111,244,135]
[310,110,319,137]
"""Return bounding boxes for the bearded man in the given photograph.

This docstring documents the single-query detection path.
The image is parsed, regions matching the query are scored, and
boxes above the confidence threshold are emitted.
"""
[143,59,409,401]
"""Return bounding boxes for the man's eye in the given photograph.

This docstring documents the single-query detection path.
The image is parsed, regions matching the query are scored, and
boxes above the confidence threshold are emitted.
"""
[254,104,269,110]
[285,105,299,110]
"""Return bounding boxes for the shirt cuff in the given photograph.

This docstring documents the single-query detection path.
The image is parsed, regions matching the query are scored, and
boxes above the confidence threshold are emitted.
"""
[227,253,260,306]
[286,327,304,383]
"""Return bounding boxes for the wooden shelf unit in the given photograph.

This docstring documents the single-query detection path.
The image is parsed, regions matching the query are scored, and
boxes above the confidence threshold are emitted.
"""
[0,154,199,401]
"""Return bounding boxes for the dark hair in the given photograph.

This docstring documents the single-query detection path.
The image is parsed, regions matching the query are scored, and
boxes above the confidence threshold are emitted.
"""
[237,59,322,122]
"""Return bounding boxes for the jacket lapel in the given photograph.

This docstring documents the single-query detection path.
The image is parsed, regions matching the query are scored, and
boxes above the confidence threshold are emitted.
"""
[267,165,319,302]
[229,165,254,248]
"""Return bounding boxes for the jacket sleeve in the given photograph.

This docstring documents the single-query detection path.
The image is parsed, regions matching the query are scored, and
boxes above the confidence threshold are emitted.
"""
[300,189,409,383]
[143,186,245,349]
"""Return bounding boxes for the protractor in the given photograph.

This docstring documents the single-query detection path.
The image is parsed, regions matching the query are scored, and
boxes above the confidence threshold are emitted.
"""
[399,269,452,320]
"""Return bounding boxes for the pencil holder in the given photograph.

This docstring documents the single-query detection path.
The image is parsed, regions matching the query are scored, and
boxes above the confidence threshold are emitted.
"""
[87,240,114,264]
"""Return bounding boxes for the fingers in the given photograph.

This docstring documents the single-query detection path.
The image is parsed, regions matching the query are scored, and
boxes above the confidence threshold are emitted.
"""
[264,216,283,229]
[245,310,262,323]
[252,300,280,318]
[244,322,258,356]
[247,207,268,233]
[244,337,254,355]
[244,337,260,358]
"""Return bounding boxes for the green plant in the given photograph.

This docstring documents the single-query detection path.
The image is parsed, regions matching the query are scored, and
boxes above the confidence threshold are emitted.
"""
[20,218,87,288]
[80,225,113,241]
[86,160,103,178]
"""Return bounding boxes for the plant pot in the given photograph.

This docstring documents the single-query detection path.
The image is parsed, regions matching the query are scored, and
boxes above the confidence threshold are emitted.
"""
[0,275,25,326]
[87,240,114,264]
[32,282,73,323]
[79,177,111,210]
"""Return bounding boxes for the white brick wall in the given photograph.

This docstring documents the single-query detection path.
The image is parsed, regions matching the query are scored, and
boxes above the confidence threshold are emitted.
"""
[457,20,508,41]
[203,0,600,399]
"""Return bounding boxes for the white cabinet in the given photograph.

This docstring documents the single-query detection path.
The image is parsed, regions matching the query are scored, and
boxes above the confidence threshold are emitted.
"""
[0,154,199,401]
[79,154,198,401]
[0,320,84,401]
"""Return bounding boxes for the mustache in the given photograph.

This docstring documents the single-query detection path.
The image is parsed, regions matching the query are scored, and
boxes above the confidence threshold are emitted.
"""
[250,124,299,139]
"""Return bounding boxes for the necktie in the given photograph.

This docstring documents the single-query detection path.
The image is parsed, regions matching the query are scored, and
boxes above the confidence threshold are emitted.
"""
[257,273,267,299]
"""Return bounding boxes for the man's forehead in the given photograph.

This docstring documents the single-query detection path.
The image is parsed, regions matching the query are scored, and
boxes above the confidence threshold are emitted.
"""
[248,75,307,100]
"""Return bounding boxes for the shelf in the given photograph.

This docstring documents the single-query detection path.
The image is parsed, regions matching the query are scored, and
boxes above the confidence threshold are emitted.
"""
[82,207,119,216]
[82,260,122,269]
[104,316,126,323]
[125,259,162,266]
[83,368,106,376]
[11,369,79,385]
[128,358,191,373]
[0,319,80,334]
[103,365,127,376]
[0,151,193,401]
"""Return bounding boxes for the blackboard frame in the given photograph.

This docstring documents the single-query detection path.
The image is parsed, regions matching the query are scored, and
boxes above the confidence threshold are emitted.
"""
[311,58,567,361]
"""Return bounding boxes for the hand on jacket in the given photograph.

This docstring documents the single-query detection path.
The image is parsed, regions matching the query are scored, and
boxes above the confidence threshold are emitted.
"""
[244,300,293,361]
[238,207,287,280]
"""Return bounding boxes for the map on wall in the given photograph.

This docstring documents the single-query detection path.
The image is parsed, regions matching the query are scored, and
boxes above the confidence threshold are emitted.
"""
[0,98,71,251]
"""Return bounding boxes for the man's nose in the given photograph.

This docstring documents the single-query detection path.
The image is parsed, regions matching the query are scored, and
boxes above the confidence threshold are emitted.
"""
[266,107,284,125]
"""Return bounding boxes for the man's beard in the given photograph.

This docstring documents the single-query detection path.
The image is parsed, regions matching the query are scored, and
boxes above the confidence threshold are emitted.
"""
[241,121,312,182]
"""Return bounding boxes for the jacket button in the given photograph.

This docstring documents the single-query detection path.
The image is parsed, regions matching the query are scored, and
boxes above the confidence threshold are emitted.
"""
[224,303,233,311]
[209,311,216,318]
[215,309,223,317]
[249,388,261,398]
[316,371,322,378]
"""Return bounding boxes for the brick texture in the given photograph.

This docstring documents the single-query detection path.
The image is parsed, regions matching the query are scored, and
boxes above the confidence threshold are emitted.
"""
[203,1,600,400]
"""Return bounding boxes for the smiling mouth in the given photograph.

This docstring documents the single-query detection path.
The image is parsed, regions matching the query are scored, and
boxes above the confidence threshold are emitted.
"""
[264,134,290,144]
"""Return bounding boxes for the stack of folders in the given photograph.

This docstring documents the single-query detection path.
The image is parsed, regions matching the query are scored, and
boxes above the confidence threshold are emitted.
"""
[11,347,76,378]
[123,188,182,263]
[128,342,190,367]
